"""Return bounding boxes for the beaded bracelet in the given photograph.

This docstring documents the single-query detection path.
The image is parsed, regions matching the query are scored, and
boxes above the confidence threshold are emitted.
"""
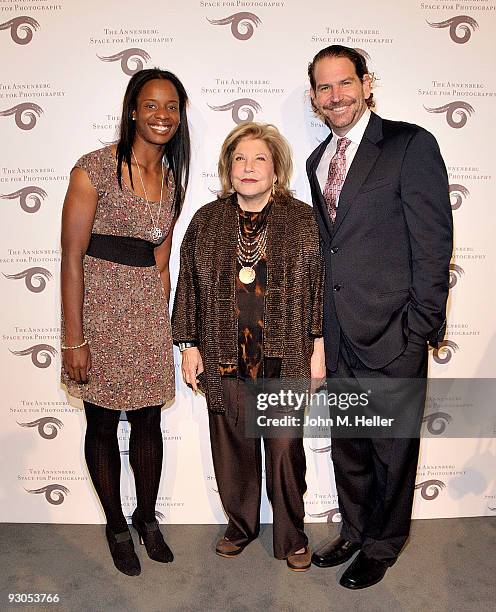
[61,339,88,351]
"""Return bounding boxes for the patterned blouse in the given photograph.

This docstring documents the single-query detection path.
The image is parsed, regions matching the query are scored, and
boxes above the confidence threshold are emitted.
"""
[220,200,280,380]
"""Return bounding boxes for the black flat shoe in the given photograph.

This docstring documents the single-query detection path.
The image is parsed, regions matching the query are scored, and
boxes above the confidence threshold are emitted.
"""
[131,510,174,563]
[311,536,360,568]
[105,526,141,576]
[339,551,388,589]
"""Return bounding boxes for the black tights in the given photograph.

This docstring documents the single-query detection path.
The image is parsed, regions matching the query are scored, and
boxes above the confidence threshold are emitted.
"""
[83,401,163,534]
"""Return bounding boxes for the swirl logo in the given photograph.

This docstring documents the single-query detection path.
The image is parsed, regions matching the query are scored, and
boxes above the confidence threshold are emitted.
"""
[488,506,496,512]
[0,16,40,45]
[3,267,52,293]
[207,12,261,40]
[25,484,69,505]
[97,48,151,76]
[429,340,459,365]
[424,101,474,129]
[449,263,465,289]
[427,16,478,44]
[422,411,452,435]
[10,344,57,369]
[0,186,47,213]
[307,507,342,523]
[17,417,63,440]
[208,98,261,124]
[449,183,469,210]
[415,479,446,500]
[0,102,43,130]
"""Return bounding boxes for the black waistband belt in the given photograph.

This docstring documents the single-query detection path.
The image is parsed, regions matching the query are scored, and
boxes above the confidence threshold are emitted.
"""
[86,234,156,267]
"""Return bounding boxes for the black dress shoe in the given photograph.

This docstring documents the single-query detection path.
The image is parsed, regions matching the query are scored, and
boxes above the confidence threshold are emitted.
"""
[131,510,174,563]
[311,536,361,568]
[339,551,388,589]
[105,526,141,576]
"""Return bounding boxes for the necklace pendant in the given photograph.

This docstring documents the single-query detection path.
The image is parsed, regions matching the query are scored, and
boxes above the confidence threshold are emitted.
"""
[151,226,163,241]
[239,266,256,284]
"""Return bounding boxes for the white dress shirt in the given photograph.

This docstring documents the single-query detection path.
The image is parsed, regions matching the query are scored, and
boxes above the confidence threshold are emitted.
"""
[316,108,371,206]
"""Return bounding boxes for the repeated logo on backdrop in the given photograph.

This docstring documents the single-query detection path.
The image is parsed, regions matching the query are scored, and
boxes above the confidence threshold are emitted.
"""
[208,98,261,124]
[449,263,464,288]
[449,183,470,210]
[426,16,479,44]
[429,340,459,365]
[11,344,57,368]
[0,102,43,130]
[0,187,47,212]
[422,412,453,435]
[424,101,475,128]
[21,463,87,506]
[18,416,63,439]
[97,48,151,76]
[204,76,284,124]
[3,267,52,293]
[90,25,173,77]
[207,12,261,40]
[0,16,40,45]
[26,484,70,505]
[415,479,446,500]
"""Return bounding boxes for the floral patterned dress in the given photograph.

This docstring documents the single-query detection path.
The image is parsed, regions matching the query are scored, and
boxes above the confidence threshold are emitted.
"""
[61,146,175,410]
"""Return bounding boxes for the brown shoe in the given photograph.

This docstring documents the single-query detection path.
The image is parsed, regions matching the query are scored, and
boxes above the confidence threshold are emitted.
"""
[215,537,244,558]
[287,546,312,572]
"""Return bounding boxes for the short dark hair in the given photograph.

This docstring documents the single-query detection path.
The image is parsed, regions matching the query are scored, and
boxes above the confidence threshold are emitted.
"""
[308,45,375,109]
[116,68,191,218]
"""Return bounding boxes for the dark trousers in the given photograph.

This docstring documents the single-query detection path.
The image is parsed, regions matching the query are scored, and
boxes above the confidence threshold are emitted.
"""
[208,379,308,559]
[328,333,428,565]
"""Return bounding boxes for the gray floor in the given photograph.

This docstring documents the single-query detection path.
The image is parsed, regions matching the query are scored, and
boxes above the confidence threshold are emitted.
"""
[1,518,494,612]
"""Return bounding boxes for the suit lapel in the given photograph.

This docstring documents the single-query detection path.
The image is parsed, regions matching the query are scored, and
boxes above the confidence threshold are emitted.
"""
[333,112,383,235]
[308,133,334,238]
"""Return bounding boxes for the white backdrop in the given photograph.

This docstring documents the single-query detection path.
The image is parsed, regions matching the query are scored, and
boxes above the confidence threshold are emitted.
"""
[1,0,495,525]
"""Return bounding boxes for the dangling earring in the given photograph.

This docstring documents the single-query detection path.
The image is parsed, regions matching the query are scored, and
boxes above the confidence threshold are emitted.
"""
[272,180,277,197]
[132,113,136,121]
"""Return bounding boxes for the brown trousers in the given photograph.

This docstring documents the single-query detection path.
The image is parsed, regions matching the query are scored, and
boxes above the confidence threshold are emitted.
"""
[208,379,308,559]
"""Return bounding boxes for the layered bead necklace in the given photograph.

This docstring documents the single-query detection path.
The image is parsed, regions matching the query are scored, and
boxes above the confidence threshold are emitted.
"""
[236,203,270,285]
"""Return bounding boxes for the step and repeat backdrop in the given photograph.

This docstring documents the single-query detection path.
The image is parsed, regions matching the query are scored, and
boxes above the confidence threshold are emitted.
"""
[1,0,495,524]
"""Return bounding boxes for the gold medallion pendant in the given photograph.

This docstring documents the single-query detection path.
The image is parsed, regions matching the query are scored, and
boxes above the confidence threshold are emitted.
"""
[239,266,256,284]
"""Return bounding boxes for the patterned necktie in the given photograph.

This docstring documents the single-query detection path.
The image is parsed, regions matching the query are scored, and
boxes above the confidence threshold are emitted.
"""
[323,137,351,223]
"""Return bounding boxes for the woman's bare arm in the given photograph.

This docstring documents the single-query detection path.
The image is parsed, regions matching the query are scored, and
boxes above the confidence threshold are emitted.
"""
[60,168,97,383]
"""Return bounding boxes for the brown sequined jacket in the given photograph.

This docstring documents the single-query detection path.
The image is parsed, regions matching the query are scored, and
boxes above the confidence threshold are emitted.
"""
[171,194,324,412]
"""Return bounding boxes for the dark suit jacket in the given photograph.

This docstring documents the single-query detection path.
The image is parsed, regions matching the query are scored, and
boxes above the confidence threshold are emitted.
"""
[306,112,453,371]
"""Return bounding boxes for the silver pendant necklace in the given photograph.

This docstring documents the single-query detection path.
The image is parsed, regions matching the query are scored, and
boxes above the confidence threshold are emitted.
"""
[131,148,165,242]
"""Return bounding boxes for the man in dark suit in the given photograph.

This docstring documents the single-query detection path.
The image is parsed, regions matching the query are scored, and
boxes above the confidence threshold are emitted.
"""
[306,45,453,589]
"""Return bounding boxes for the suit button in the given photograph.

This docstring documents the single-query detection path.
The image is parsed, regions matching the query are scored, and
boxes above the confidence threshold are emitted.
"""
[333,284,342,291]
[330,246,339,254]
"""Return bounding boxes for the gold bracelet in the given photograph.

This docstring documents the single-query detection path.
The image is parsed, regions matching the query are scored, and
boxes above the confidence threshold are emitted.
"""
[61,339,88,351]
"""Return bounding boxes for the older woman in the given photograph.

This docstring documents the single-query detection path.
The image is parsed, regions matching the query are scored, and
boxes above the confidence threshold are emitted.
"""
[61,68,190,576]
[172,122,324,571]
